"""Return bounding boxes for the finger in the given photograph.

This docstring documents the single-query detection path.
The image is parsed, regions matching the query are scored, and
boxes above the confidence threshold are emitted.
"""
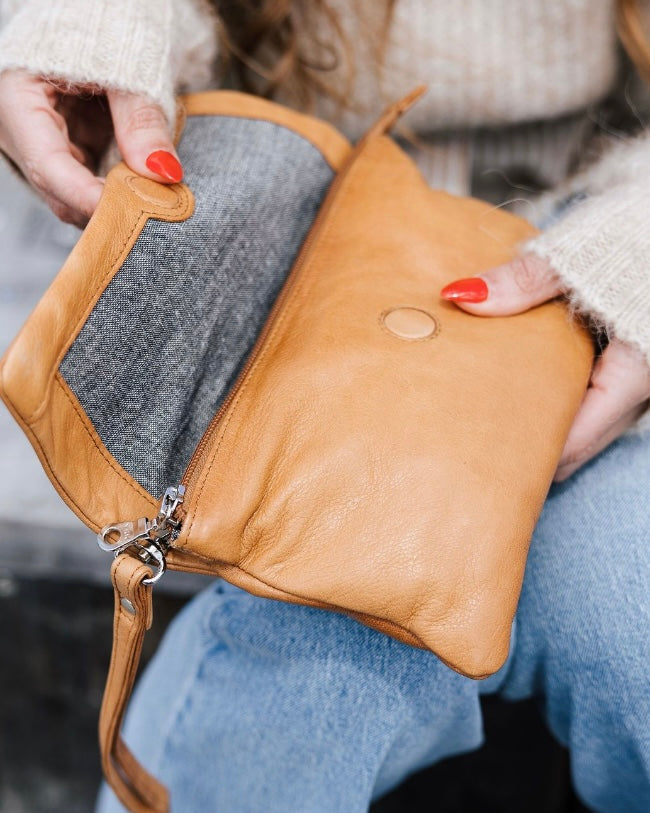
[56,92,114,171]
[440,253,562,316]
[40,188,100,228]
[554,340,650,481]
[2,95,104,224]
[107,90,182,183]
[554,408,642,482]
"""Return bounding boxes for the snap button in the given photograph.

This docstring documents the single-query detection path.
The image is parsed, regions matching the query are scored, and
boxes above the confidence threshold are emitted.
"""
[126,176,183,208]
[381,307,439,341]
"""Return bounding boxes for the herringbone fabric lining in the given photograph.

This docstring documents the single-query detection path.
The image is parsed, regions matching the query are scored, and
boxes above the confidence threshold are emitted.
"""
[60,115,333,497]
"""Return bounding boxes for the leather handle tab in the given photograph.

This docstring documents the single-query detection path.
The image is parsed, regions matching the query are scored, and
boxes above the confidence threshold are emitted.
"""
[99,554,169,813]
[361,85,427,142]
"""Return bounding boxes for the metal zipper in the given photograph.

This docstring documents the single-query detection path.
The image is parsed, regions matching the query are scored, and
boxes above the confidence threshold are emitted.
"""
[98,133,364,582]
[97,484,185,584]
[179,140,360,496]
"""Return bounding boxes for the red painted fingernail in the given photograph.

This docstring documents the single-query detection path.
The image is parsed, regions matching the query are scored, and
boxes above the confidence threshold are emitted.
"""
[440,277,489,303]
[145,150,183,182]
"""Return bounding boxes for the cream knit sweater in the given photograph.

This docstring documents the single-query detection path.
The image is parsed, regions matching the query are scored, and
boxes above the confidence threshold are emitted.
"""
[1,0,650,375]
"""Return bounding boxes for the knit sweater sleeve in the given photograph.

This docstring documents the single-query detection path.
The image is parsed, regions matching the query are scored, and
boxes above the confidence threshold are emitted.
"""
[524,129,650,369]
[522,45,650,370]
[0,0,219,125]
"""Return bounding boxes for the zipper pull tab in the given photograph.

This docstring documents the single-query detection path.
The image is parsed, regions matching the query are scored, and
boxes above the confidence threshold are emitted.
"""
[97,517,152,553]
[97,484,185,585]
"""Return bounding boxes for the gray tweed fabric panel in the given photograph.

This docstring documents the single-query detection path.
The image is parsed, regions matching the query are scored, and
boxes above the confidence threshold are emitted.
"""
[60,115,334,497]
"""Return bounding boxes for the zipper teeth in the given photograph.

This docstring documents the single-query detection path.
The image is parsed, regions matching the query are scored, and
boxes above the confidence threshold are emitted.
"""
[177,141,362,517]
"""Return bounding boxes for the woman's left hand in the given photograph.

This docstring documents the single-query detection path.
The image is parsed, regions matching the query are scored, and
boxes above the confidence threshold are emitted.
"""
[440,254,650,481]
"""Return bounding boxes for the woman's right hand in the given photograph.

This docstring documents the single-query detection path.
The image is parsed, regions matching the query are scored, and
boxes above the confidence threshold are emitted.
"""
[0,69,183,228]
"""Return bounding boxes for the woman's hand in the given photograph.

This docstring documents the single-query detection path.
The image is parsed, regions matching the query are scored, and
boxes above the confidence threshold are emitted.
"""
[440,254,650,480]
[0,70,182,228]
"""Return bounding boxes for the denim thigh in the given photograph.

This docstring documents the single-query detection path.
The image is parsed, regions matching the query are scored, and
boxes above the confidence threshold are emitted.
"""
[502,429,650,813]
[97,432,650,813]
[92,107,650,813]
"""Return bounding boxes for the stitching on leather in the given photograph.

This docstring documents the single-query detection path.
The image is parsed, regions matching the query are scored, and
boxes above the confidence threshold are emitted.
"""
[187,558,431,650]
[6,398,99,531]
[29,214,146,426]
[122,569,165,808]
[166,551,481,670]
[109,580,136,800]
[182,138,380,549]
[183,105,349,171]
[109,564,140,795]
[26,181,193,426]
[54,180,193,372]
[108,572,126,744]
[54,374,156,505]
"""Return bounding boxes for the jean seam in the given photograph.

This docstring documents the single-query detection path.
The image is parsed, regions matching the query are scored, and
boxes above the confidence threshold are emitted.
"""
[147,633,217,784]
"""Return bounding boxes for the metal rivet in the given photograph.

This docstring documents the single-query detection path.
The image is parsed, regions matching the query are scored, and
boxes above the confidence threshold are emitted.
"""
[121,598,136,615]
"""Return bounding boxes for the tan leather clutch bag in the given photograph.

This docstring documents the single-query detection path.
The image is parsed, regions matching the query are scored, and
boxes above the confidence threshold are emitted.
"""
[0,88,593,813]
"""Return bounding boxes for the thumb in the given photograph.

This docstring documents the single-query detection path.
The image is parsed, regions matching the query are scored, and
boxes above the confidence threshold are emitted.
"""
[107,90,183,183]
[440,253,562,316]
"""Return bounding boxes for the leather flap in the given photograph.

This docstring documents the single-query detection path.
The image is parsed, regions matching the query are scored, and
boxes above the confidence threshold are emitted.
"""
[172,129,594,679]
[0,91,351,533]
[0,165,193,529]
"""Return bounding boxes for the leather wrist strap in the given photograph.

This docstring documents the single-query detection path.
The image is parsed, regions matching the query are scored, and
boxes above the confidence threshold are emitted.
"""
[99,554,169,813]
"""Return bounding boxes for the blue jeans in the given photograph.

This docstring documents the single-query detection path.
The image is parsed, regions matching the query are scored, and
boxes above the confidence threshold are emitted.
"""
[96,428,650,813]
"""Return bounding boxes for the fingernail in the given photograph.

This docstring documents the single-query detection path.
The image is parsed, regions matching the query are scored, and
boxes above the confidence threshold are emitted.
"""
[145,150,183,183]
[440,277,488,303]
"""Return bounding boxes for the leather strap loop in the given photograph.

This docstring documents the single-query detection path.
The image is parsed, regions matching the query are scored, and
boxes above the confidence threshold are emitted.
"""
[360,85,427,143]
[99,554,169,813]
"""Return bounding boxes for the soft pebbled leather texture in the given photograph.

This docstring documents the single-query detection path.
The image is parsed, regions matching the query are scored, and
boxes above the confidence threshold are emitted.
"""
[0,89,593,679]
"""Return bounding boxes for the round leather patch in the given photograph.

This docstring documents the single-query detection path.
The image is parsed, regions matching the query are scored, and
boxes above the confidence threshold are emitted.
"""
[126,176,183,208]
[381,307,439,341]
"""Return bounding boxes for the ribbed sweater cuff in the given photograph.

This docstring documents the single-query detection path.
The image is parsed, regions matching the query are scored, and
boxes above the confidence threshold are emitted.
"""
[525,181,650,369]
[0,0,176,125]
